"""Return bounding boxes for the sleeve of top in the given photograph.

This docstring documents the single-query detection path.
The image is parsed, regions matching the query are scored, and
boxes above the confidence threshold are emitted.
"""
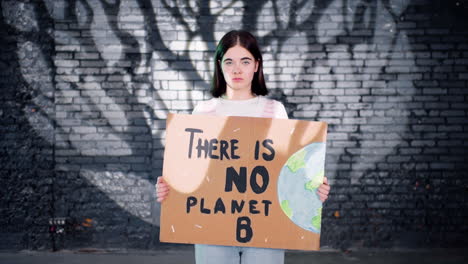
[274,101,289,119]
[192,101,203,115]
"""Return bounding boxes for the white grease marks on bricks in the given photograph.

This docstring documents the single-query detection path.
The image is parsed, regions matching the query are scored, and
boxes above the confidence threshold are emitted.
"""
[206,176,210,182]
[171,225,175,233]
[301,236,304,240]
[265,238,268,243]
[195,224,202,229]
[233,128,240,132]
[290,127,295,135]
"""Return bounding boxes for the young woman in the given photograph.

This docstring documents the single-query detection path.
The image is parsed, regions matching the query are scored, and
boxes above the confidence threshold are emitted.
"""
[156,30,331,264]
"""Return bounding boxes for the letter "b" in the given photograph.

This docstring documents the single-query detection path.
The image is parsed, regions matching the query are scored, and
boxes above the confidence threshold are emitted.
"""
[236,216,253,243]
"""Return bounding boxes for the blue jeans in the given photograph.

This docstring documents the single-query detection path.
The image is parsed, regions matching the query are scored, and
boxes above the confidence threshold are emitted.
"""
[195,244,285,264]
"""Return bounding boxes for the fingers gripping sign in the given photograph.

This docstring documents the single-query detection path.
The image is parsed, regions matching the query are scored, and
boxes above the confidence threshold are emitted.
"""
[156,176,170,202]
[317,177,330,203]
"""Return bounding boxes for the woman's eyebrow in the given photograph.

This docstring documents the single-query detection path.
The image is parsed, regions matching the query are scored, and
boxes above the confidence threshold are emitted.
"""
[223,57,253,61]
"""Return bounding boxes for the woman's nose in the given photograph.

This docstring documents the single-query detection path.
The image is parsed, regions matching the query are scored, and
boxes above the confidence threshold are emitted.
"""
[233,63,241,74]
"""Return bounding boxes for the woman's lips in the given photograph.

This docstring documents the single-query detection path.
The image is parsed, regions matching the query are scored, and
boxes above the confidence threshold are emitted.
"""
[232,78,243,81]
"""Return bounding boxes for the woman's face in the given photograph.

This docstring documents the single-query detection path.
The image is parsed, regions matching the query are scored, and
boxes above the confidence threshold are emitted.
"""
[220,45,259,94]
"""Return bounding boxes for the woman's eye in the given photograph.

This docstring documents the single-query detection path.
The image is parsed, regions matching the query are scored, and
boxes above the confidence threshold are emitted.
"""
[224,61,232,65]
[242,61,250,65]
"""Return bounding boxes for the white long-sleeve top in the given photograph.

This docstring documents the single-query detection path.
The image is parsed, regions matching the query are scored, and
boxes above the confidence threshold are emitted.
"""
[192,96,288,119]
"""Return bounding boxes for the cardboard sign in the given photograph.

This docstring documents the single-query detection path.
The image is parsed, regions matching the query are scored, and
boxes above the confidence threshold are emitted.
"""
[160,113,327,250]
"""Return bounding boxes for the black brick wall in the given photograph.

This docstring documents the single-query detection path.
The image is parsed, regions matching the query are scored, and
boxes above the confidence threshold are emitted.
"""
[0,0,467,250]
[0,0,55,249]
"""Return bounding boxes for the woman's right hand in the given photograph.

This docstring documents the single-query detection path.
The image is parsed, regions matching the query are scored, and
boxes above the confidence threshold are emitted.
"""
[155,176,170,202]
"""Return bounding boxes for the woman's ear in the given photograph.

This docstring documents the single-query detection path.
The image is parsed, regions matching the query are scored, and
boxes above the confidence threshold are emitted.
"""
[255,59,259,72]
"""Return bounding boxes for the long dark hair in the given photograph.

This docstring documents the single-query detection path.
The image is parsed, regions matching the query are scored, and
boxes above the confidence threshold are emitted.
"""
[211,30,268,98]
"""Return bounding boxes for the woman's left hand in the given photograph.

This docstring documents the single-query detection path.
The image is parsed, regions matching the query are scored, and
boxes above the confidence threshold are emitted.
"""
[317,177,330,202]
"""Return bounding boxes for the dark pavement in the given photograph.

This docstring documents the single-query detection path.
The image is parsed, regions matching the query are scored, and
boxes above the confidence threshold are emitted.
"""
[0,247,467,264]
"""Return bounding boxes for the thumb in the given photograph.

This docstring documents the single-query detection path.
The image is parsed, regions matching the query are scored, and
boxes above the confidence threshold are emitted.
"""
[323,177,328,185]
[157,176,165,185]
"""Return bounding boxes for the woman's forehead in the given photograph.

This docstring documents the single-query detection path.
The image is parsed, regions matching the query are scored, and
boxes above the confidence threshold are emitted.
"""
[223,45,254,60]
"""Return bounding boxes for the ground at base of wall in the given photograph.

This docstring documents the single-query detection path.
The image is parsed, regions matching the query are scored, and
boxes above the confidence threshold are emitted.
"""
[0,248,466,264]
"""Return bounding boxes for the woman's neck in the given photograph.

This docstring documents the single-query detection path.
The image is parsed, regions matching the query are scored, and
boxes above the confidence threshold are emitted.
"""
[224,89,256,100]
